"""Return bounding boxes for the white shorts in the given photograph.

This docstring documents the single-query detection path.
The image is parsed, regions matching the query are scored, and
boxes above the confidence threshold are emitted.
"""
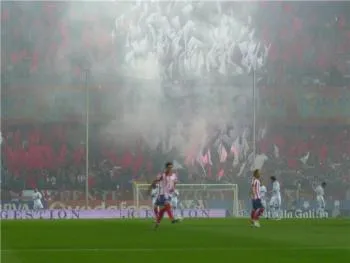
[171,197,178,208]
[152,198,157,206]
[316,196,325,209]
[269,194,281,208]
[33,202,43,210]
[261,199,267,208]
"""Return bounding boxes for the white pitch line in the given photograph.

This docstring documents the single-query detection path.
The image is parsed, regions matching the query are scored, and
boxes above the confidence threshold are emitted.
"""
[1,247,350,253]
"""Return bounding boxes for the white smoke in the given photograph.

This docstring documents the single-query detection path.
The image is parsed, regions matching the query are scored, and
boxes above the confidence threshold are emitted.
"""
[44,1,265,159]
[102,1,266,157]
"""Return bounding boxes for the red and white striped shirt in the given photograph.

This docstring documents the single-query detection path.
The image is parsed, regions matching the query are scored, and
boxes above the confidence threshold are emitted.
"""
[156,173,176,197]
[171,173,178,185]
[251,178,261,200]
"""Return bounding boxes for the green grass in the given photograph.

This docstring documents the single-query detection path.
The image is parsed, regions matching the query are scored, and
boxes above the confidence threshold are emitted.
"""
[1,219,350,263]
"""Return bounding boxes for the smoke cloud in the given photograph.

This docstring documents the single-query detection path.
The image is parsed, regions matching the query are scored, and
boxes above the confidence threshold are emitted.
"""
[5,1,263,158]
[99,1,263,157]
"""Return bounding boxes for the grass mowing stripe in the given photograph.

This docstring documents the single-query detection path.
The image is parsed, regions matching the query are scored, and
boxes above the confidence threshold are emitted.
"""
[2,247,350,253]
[2,219,350,263]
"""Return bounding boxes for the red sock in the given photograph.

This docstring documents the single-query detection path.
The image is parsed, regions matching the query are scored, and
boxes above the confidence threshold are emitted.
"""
[165,203,174,221]
[153,207,159,219]
[157,207,166,223]
[254,208,264,220]
[251,210,255,220]
[259,208,265,217]
[253,209,260,220]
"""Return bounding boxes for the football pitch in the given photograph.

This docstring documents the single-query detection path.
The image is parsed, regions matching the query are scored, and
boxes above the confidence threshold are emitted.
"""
[1,219,350,263]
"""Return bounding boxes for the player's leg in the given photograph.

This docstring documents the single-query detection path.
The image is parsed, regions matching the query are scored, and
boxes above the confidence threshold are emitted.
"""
[33,203,41,210]
[269,196,276,219]
[156,196,178,225]
[153,205,159,221]
[316,199,321,217]
[164,197,180,223]
[270,195,280,219]
[253,199,264,227]
[154,196,165,228]
[157,205,166,221]
[171,197,178,219]
[317,196,326,218]
[275,196,282,220]
[250,199,256,225]
[264,198,269,219]
[321,197,326,218]
[152,197,159,220]
[316,196,322,217]
[261,199,268,218]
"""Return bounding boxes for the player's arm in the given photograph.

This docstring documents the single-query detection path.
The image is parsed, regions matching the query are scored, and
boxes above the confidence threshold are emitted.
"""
[251,182,257,199]
[173,173,179,186]
[249,183,254,199]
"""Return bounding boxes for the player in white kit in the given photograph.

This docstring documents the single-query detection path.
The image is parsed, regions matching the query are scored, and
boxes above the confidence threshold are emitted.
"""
[314,182,326,218]
[171,190,183,220]
[170,172,182,220]
[151,184,159,220]
[260,183,267,217]
[269,176,281,220]
[32,188,44,210]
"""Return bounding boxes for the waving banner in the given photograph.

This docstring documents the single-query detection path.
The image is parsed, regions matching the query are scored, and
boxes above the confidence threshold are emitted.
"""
[115,1,269,81]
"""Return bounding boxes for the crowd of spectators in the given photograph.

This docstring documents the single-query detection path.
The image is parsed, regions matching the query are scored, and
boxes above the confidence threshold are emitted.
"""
[1,2,114,86]
[1,124,350,202]
[0,124,155,194]
[257,2,350,87]
[1,2,350,203]
[1,2,350,86]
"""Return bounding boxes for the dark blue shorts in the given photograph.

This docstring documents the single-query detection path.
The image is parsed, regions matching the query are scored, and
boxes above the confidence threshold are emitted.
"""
[155,195,171,207]
[252,199,263,210]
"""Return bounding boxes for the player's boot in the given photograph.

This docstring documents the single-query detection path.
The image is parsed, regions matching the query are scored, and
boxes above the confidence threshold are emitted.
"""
[250,220,255,227]
[153,222,160,230]
[274,210,282,220]
[253,221,261,228]
[176,216,183,221]
[171,219,180,224]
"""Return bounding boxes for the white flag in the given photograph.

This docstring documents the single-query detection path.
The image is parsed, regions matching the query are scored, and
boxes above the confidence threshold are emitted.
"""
[173,160,184,170]
[300,152,310,165]
[273,144,279,159]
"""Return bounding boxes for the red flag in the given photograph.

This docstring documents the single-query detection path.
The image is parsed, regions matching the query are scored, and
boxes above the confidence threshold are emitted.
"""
[217,168,224,181]
[202,149,213,166]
